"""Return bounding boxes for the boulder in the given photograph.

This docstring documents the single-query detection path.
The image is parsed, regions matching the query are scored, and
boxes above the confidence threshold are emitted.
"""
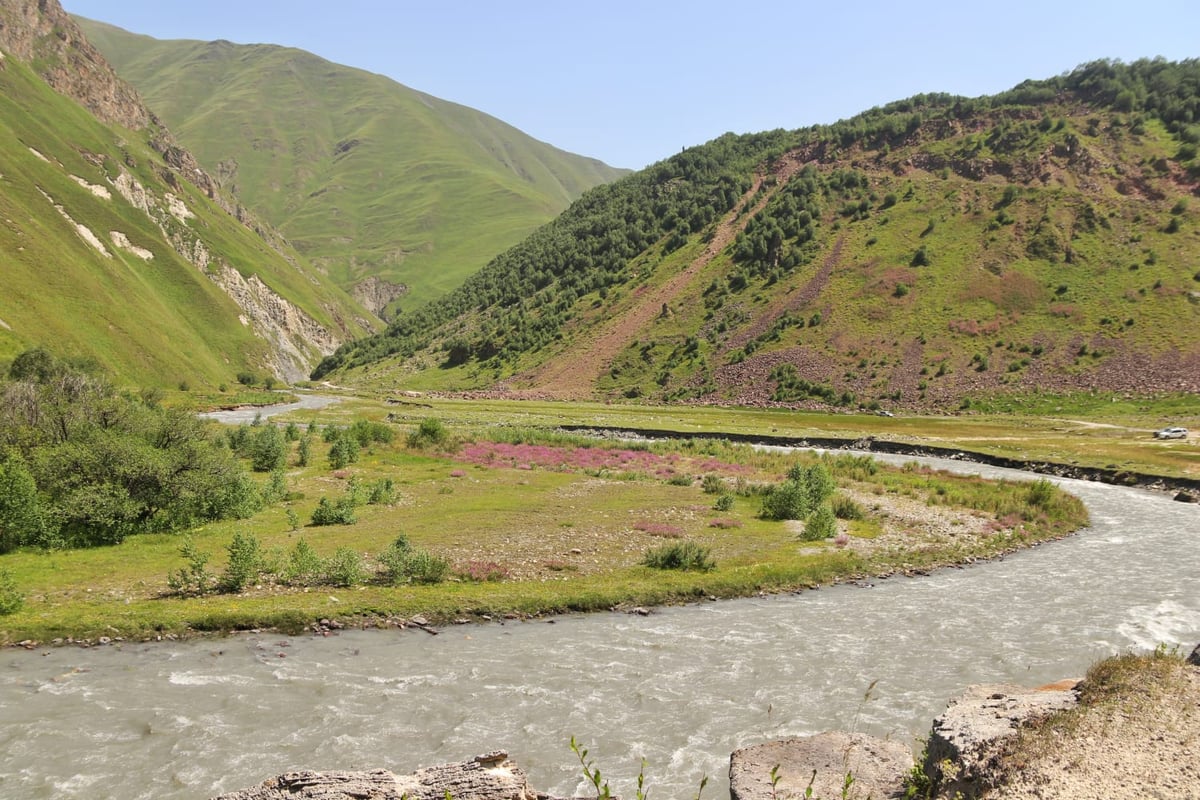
[1188,643,1200,667]
[922,683,1078,798]
[730,732,913,800]
[212,751,537,800]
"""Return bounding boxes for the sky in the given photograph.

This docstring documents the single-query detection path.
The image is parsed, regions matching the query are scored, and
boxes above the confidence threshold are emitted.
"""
[62,0,1200,171]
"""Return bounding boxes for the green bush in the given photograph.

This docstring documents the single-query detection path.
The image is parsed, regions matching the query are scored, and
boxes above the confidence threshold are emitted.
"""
[641,540,715,571]
[408,417,450,449]
[368,478,396,505]
[249,425,287,472]
[348,419,395,447]
[378,536,449,585]
[261,470,288,504]
[0,568,25,615]
[310,495,358,526]
[328,433,360,470]
[166,536,213,596]
[701,474,725,494]
[0,451,47,552]
[802,504,837,541]
[760,479,812,520]
[830,494,865,520]
[714,493,735,511]
[282,539,322,585]
[297,435,311,467]
[323,547,365,587]
[220,531,263,593]
[1027,478,1055,508]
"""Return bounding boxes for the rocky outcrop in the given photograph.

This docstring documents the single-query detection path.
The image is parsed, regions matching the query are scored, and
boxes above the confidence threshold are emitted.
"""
[0,0,150,128]
[213,264,340,382]
[212,752,537,800]
[730,732,912,800]
[922,682,1079,798]
[351,275,408,317]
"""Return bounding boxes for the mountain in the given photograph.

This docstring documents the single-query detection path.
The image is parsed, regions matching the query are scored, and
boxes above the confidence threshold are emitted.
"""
[74,17,630,316]
[314,59,1200,410]
[0,0,377,386]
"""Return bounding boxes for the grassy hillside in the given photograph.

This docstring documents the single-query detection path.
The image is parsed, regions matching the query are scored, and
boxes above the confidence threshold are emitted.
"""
[76,17,629,314]
[0,47,373,387]
[315,59,1200,410]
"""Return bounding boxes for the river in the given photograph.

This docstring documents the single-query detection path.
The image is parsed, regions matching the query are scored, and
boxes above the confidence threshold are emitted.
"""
[1,455,1197,800]
[196,392,344,425]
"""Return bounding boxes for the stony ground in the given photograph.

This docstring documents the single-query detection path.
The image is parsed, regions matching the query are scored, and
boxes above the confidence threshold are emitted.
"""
[991,655,1200,800]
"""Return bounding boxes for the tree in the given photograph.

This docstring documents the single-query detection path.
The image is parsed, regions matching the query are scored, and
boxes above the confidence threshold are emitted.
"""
[0,451,45,552]
[249,425,287,472]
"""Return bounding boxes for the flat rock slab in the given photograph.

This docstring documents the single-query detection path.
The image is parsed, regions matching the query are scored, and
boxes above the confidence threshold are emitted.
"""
[730,731,913,800]
[212,752,536,800]
[923,683,1079,797]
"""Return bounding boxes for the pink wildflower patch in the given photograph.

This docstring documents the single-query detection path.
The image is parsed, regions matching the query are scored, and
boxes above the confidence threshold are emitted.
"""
[331,470,349,480]
[449,469,467,478]
[833,531,850,548]
[708,518,743,529]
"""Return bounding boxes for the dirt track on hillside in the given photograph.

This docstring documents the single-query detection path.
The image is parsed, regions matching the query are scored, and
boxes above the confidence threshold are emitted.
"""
[513,150,812,399]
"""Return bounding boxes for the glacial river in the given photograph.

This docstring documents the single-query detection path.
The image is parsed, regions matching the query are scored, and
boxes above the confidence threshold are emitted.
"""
[1,452,1197,800]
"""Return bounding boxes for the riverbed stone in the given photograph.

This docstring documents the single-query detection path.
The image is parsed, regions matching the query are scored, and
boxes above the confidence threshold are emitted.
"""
[729,732,913,800]
[210,752,537,800]
[922,683,1078,798]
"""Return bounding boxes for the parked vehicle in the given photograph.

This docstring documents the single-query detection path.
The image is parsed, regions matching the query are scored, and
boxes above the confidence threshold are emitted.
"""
[1154,426,1189,440]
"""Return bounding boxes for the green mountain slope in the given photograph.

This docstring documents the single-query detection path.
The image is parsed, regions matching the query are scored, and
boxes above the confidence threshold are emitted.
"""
[315,59,1200,410]
[75,17,629,315]
[0,1,376,387]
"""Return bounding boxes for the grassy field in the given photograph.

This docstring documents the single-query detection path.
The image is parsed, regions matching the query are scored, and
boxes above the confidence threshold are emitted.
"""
[306,393,1200,482]
[0,410,1087,645]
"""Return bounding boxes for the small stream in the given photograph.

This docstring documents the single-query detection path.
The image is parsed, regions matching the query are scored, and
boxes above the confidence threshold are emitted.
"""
[1,452,1197,799]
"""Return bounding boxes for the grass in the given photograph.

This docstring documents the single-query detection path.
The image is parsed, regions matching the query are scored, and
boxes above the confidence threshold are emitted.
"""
[313,394,1200,482]
[77,17,628,312]
[0,49,373,389]
[0,418,1087,644]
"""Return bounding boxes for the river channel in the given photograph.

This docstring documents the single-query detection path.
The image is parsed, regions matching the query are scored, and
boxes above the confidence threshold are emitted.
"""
[1,448,1197,799]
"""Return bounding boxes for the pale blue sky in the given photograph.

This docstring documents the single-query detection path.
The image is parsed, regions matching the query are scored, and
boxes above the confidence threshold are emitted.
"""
[63,0,1200,170]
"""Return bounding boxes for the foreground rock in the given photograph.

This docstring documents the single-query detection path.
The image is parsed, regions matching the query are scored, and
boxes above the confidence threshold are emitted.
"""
[922,682,1080,797]
[211,752,536,800]
[730,732,913,800]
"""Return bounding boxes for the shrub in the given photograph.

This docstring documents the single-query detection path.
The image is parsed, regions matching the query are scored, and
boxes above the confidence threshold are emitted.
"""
[296,435,312,467]
[714,493,735,511]
[310,495,357,526]
[368,478,396,505]
[282,539,322,585]
[398,549,450,584]
[666,473,694,486]
[0,452,47,552]
[327,433,360,470]
[760,480,812,521]
[348,419,395,447]
[701,474,725,494]
[323,547,365,587]
[802,504,837,541]
[1027,478,1055,508]
[220,531,263,593]
[261,470,288,505]
[408,417,450,449]
[166,535,214,596]
[284,422,300,442]
[831,494,865,520]
[641,540,715,571]
[0,568,25,615]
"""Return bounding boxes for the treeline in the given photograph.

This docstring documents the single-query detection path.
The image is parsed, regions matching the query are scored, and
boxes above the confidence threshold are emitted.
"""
[312,59,1200,378]
[0,349,257,551]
